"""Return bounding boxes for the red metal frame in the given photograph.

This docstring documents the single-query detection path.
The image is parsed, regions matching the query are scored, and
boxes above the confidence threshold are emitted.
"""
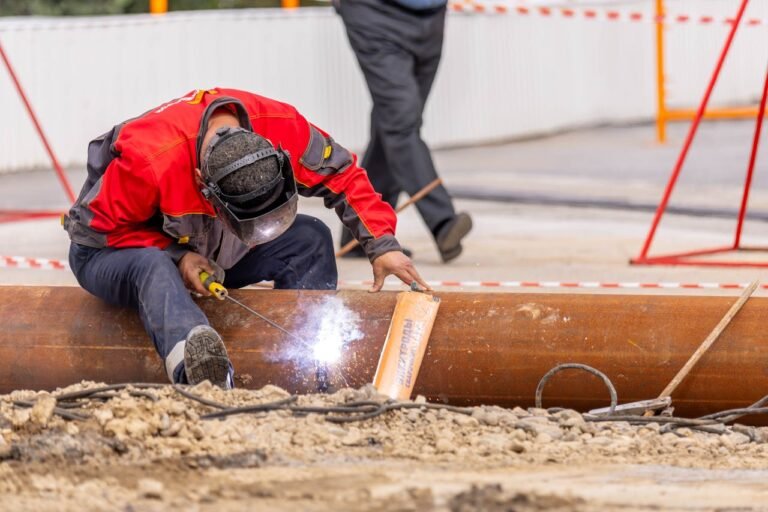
[633,0,768,268]
[0,39,75,224]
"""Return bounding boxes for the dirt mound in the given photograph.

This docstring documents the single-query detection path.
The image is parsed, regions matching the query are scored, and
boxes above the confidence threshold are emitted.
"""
[3,381,768,468]
[2,382,768,510]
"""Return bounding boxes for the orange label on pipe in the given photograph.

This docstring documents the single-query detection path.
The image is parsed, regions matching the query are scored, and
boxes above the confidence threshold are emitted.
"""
[373,291,440,400]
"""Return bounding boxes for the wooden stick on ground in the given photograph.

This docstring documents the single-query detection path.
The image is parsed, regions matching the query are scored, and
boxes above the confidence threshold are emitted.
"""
[335,177,443,258]
[644,280,760,416]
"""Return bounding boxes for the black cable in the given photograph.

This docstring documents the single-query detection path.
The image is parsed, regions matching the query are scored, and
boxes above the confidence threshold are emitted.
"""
[53,383,165,402]
[697,406,768,422]
[325,403,389,424]
[84,390,159,402]
[12,400,88,421]
[200,396,300,419]
[9,377,768,438]
[698,394,768,423]
[584,414,719,427]
[535,363,618,415]
[172,384,229,410]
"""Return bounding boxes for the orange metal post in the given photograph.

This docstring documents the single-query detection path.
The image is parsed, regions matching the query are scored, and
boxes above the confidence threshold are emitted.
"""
[150,0,168,15]
[282,0,300,8]
[655,0,667,143]
[654,0,763,143]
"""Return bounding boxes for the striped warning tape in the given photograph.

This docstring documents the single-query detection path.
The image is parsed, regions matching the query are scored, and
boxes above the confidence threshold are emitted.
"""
[1,255,67,270]
[1,255,763,291]
[449,2,767,27]
[338,280,765,290]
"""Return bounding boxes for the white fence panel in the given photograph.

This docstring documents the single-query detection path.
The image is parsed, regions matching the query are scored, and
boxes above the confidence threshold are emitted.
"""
[0,2,765,173]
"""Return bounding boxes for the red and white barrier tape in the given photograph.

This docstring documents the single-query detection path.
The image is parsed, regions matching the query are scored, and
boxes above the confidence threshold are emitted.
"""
[338,280,765,290]
[1,255,67,270]
[1,255,763,291]
[449,2,767,27]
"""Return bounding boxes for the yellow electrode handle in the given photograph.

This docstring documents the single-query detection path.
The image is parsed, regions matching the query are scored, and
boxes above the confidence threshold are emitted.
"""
[199,271,228,300]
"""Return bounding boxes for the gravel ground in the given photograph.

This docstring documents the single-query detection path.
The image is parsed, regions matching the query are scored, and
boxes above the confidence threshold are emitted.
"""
[2,382,768,511]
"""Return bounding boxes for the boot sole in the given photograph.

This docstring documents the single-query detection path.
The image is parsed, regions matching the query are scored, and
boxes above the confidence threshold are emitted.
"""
[184,327,230,388]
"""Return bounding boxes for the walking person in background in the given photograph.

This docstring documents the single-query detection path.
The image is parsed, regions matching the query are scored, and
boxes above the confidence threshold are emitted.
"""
[336,0,472,263]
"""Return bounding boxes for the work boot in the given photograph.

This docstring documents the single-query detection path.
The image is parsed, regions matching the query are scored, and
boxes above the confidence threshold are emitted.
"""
[435,212,473,263]
[184,325,232,389]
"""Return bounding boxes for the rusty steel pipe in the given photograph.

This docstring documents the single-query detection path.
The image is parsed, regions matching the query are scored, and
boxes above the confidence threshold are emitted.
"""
[1,286,765,420]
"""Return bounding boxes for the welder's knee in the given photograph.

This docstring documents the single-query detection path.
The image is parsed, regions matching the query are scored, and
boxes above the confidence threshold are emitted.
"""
[287,216,337,290]
[292,215,334,255]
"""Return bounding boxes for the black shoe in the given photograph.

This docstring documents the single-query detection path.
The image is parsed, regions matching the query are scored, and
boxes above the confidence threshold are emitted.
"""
[435,212,473,263]
[340,245,413,259]
[184,325,232,389]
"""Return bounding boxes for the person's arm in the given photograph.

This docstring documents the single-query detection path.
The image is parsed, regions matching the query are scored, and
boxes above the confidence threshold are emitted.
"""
[294,121,429,291]
[294,122,401,261]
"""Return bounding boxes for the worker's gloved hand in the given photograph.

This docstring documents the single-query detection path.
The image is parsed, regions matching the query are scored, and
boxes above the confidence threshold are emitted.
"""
[370,251,431,293]
[178,251,216,296]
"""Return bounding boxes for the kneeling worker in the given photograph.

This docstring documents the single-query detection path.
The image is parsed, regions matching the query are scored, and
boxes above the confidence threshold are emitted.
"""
[64,87,428,389]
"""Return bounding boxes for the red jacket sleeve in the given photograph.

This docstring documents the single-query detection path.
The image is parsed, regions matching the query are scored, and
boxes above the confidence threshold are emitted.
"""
[293,120,402,261]
[86,152,172,250]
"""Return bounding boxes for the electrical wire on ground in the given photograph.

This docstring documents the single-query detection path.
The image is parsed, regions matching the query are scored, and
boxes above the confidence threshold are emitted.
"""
[6,373,768,437]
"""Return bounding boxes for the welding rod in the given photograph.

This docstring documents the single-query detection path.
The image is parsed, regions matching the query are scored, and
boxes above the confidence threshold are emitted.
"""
[199,271,307,347]
[224,294,306,345]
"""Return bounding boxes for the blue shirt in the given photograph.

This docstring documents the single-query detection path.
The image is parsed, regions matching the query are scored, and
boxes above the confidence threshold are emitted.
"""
[391,0,447,10]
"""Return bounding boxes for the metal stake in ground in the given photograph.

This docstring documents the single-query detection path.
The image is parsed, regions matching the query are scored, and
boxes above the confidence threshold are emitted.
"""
[644,279,759,416]
[335,178,443,258]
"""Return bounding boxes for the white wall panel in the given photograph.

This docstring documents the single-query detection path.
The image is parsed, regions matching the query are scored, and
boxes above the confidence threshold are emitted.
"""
[0,2,765,173]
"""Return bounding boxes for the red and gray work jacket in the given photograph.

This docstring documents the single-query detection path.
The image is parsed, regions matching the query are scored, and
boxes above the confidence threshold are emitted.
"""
[64,88,401,268]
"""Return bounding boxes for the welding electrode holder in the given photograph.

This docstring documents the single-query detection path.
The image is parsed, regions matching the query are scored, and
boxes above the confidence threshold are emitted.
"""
[199,271,228,300]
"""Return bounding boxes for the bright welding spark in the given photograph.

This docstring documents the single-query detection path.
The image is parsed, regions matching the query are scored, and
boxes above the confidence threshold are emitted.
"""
[313,337,342,363]
[308,297,364,364]
[312,309,343,362]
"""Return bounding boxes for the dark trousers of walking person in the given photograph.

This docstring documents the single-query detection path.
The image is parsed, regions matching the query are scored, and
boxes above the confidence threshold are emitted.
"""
[69,215,337,384]
[338,0,457,249]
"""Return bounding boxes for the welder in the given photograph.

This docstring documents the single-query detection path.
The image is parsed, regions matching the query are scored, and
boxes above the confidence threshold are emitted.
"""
[64,87,429,389]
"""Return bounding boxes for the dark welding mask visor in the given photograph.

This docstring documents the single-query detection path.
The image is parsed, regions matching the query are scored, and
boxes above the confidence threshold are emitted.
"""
[204,146,298,247]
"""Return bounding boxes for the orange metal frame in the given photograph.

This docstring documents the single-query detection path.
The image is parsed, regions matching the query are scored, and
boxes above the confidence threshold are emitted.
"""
[655,0,764,143]
[635,0,768,268]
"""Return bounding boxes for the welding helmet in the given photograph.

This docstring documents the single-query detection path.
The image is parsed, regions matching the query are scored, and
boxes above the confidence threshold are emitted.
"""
[201,126,298,247]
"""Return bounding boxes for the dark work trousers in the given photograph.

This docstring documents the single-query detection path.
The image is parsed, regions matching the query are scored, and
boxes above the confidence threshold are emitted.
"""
[339,0,456,246]
[69,214,337,383]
